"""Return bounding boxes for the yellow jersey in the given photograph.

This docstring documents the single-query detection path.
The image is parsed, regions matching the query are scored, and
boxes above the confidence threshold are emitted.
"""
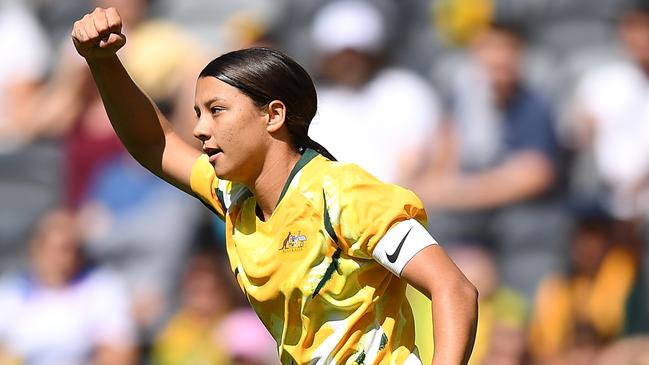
[190,149,435,364]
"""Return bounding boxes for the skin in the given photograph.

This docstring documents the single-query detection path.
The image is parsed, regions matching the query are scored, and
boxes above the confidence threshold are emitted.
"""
[193,76,300,219]
[413,28,554,210]
[24,209,136,365]
[71,8,477,364]
[471,27,523,106]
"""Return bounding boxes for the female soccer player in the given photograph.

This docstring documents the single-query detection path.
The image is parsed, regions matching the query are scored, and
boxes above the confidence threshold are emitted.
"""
[71,7,478,365]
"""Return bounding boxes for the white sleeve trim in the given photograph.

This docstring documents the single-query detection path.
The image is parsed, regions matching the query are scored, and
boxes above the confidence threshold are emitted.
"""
[372,219,437,277]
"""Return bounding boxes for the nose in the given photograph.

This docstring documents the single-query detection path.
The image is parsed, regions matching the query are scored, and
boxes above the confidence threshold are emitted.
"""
[192,117,211,143]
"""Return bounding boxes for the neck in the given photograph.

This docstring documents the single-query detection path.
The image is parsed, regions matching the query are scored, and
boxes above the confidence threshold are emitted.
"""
[493,82,518,108]
[247,145,302,221]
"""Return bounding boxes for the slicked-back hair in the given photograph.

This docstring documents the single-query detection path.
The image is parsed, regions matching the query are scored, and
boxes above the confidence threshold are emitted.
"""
[199,48,335,161]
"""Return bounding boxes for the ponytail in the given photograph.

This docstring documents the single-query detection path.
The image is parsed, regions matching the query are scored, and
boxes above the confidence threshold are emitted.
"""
[300,136,337,161]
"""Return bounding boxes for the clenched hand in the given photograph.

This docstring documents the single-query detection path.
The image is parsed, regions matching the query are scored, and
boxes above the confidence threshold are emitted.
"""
[71,7,126,60]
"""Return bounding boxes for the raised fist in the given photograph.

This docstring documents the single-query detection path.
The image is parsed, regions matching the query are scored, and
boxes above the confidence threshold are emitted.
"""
[71,7,126,60]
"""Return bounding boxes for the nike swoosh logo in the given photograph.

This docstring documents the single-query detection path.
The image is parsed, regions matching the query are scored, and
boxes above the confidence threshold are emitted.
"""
[386,227,413,263]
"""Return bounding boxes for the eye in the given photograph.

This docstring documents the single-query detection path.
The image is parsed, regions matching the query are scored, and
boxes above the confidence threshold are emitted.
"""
[210,106,224,115]
[193,106,200,118]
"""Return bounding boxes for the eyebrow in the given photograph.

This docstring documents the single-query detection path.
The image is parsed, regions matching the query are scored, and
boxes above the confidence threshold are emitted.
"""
[203,96,226,106]
[194,96,227,112]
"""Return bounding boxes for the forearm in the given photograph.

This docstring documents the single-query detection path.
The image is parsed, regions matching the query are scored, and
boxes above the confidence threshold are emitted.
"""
[86,55,173,167]
[400,246,478,365]
[431,281,478,365]
[72,7,198,193]
[436,152,554,210]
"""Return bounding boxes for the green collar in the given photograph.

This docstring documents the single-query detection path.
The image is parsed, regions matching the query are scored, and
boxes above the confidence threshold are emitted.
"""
[276,148,319,207]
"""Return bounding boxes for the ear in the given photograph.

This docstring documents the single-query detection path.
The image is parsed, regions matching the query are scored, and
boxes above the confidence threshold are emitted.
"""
[265,100,287,133]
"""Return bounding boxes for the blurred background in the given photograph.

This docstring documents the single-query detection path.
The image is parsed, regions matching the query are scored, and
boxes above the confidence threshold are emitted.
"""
[2,0,649,364]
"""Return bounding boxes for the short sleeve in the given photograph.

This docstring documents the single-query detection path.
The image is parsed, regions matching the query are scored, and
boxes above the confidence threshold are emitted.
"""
[505,90,559,164]
[325,164,437,276]
[189,154,228,219]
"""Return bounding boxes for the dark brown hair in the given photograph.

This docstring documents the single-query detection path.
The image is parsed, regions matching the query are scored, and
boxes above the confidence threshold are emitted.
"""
[199,47,335,160]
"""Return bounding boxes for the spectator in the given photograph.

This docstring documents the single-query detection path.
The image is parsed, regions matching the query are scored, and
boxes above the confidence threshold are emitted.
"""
[78,152,202,337]
[415,22,571,299]
[0,208,136,365]
[572,3,649,222]
[0,0,60,274]
[28,0,152,208]
[152,251,233,365]
[528,212,637,364]
[32,0,206,208]
[571,4,649,341]
[307,0,442,186]
[0,0,50,145]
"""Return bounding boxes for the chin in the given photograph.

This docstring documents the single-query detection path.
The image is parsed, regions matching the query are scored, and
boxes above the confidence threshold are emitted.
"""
[212,166,230,180]
[212,164,238,182]
[212,156,252,184]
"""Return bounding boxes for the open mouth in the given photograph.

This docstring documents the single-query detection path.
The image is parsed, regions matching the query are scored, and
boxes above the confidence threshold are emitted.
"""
[203,146,223,160]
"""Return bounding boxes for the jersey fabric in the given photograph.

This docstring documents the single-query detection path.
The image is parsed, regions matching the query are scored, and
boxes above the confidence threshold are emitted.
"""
[190,149,435,364]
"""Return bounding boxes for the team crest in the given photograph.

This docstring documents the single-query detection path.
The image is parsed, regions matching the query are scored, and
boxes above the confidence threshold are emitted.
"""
[279,231,307,252]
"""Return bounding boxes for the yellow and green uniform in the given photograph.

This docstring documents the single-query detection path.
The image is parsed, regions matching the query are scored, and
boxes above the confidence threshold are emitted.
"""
[190,149,436,364]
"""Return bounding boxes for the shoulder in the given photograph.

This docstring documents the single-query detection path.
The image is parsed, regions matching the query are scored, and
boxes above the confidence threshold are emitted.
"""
[578,61,640,96]
[0,273,27,301]
[75,267,129,299]
[583,61,637,83]
[514,86,552,110]
[508,86,555,127]
[320,160,381,188]
[371,67,440,103]
[299,158,382,204]
[575,61,645,116]
[373,68,433,90]
[0,273,35,321]
[321,160,421,205]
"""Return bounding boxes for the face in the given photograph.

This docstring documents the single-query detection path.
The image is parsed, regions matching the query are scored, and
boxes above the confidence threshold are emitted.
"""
[620,12,649,70]
[30,210,81,287]
[472,28,523,91]
[193,76,270,183]
[182,256,230,318]
[571,225,608,275]
[320,49,376,88]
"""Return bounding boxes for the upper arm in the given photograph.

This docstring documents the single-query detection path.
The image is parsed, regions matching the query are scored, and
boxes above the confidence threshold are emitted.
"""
[508,96,558,164]
[157,131,201,195]
[400,244,471,299]
[497,99,558,196]
[147,131,228,219]
[326,165,434,273]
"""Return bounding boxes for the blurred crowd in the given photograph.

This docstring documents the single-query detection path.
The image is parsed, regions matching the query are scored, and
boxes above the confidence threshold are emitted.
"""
[2,0,649,364]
